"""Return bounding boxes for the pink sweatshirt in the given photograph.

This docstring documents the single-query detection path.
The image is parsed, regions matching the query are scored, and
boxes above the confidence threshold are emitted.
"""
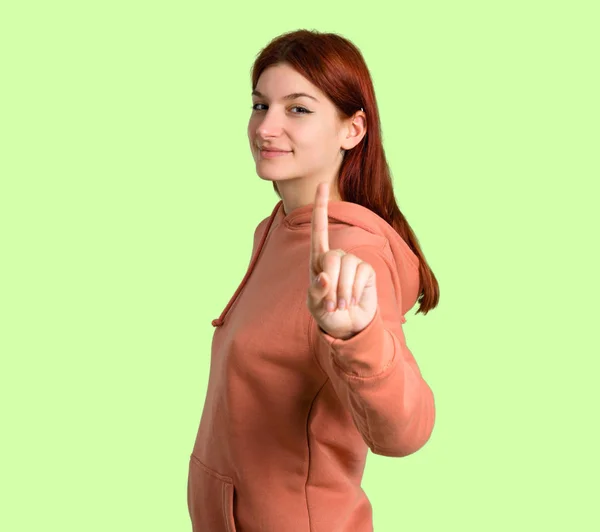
[187,199,436,531]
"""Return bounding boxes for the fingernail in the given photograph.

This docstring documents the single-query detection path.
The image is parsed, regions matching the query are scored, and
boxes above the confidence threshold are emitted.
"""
[338,298,346,310]
[350,296,356,306]
[326,300,335,312]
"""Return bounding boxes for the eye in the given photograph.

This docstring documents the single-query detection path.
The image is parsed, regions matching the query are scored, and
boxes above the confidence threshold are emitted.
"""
[251,103,311,114]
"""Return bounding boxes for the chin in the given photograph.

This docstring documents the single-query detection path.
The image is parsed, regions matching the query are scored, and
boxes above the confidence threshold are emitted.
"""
[255,165,292,180]
[256,173,287,182]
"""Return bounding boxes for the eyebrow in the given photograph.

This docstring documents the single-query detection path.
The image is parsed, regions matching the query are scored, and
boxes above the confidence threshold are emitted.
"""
[251,90,319,103]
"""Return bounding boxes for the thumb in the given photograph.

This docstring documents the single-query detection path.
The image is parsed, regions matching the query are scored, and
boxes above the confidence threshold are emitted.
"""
[314,272,328,290]
[309,272,328,303]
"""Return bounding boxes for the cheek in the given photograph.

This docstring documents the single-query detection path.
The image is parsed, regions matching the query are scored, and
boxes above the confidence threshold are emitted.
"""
[295,126,327,148]
[301,130,333,154]
[248,114,261,130]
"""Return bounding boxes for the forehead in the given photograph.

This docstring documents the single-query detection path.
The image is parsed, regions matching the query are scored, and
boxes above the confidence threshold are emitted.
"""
[253,64,321,101]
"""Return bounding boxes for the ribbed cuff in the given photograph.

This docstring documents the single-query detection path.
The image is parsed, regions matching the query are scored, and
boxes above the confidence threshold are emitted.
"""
[317,305,397,378]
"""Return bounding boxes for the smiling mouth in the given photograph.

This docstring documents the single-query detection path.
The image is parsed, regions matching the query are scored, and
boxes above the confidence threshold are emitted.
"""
[259,149,292,158]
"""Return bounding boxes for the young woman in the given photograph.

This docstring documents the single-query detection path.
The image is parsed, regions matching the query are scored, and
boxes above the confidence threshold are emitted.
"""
[187,29,439,532]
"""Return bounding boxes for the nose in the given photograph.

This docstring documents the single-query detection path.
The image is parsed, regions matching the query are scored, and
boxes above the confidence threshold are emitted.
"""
[254,108,284,138]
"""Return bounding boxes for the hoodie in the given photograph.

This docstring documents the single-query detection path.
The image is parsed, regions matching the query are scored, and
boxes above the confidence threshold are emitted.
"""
[187,199,436,531]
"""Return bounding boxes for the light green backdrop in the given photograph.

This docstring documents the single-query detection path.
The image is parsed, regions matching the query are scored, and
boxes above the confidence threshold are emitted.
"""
[2,1,598,530]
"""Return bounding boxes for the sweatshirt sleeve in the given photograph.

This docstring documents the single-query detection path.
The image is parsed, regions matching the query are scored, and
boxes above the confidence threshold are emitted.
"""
[309,244,436,457]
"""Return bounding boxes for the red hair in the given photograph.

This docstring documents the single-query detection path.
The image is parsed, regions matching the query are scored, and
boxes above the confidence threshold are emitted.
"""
[250,29,439,316]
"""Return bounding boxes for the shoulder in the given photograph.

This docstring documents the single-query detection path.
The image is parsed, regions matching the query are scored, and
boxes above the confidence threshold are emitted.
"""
[253,215,272,241]
[328,223,389,257]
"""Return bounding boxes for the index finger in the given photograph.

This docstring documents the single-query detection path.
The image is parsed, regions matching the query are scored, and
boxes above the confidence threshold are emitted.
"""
[310,182,330,275]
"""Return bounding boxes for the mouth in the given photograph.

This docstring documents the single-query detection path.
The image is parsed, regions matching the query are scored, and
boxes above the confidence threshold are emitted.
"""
[259,149,292,158]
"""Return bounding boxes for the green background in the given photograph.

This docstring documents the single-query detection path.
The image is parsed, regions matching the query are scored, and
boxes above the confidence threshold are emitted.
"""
[2,1,598,530]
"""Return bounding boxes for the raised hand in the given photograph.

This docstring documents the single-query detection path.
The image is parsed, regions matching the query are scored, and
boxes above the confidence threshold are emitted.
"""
[306,182,378,340]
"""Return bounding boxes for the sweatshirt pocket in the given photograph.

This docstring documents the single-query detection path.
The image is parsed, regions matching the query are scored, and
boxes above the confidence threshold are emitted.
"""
[187,454,237,532]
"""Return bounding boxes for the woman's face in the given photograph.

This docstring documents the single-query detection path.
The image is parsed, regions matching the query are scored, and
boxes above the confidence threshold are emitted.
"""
[247,63,351,186]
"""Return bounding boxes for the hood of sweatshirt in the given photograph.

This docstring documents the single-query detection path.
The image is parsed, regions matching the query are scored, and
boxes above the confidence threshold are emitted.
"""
[211,199,421,328]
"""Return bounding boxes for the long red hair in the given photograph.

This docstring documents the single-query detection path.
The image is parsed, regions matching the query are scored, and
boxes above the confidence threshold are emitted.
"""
[250,29,439,316]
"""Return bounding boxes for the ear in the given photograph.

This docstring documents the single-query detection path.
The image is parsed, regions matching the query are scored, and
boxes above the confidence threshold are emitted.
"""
[340,110,366,151]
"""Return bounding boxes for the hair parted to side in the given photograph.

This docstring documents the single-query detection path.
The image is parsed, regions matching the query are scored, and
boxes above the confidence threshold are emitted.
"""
[250,29,439,316]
